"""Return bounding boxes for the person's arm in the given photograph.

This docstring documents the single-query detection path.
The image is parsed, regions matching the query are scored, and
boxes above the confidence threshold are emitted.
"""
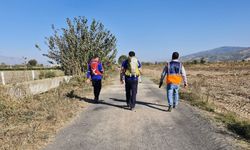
[181,65,188,87]
[138,60,142,74]
[87,63,91,79]
[160,64,168,82]
[120,61,126,83]
[120,67,125,82]
[98,63,104,74]
[86,63,91,83]
[159,64,168,88]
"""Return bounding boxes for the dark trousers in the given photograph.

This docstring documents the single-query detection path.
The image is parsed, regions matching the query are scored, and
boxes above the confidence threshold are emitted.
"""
[125,79,138,108]
[92,79,102,100]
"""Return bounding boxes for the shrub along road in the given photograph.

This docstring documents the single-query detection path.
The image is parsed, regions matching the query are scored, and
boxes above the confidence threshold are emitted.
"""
[44,77,239,150]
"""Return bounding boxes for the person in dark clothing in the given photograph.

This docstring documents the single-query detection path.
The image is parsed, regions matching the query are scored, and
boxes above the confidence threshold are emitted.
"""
[86,55,104,103]
[120,51,142,110]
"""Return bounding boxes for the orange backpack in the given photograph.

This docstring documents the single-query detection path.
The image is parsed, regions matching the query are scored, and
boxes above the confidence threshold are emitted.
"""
[90,60,102,75]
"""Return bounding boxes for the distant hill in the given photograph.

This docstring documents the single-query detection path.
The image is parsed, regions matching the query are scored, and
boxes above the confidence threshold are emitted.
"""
[181,46,250,62]
[0,55,24,65]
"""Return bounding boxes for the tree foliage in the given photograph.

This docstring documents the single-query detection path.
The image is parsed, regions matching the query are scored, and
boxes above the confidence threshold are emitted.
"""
[36,16,117,75]
[28,59,38,66]
[200,57,206,64]
[192,60,198,64]
[118,55,127,65]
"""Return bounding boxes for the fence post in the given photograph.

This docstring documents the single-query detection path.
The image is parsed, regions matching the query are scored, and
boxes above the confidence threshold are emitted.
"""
[1,72,5,85]
[32,70,35,80]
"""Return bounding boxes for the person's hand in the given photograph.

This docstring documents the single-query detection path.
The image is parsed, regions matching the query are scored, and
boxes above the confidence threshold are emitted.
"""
[120,80,124,84]
[184,83,188,88]
[86,79,91,84]
[139,70,143,75]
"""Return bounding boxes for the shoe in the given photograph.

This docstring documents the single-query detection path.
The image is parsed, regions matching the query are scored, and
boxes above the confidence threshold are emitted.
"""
[173,104,176,109]
[168,106,172,112]
[94,97,99,103]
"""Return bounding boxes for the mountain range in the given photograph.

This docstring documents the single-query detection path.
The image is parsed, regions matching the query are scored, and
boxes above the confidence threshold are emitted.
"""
[0,56,24,65]
[181,46,250,62]
[1,46,250,65]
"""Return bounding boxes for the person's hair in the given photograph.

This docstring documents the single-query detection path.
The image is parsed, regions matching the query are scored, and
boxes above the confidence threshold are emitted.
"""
[172,52,179,60]
[129,51,135,57]
[93,54,99,59]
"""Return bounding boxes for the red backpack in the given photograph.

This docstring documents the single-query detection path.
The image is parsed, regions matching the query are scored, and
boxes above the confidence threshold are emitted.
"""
[90,60,102,75]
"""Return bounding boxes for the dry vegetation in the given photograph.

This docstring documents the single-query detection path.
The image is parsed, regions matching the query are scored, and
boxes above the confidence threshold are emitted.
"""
[143,61,250,141]
[0,76,92,149]
[0,68,117,150]
[184,62,250,119]
[0,76,102,149]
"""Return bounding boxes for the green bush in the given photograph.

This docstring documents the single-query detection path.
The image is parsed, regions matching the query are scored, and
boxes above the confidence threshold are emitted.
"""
[37,16,117,76]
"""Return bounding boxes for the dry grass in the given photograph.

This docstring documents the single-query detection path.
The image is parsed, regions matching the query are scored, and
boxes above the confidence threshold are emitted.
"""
[184,62,250,120]
[143,61,250,141]
[143,62,250,119]
[0,69,117,150]
[0,79,90,149]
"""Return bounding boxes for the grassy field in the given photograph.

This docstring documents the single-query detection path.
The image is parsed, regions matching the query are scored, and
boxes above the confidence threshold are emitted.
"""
[0,69,118,149]
[143,61,250,141]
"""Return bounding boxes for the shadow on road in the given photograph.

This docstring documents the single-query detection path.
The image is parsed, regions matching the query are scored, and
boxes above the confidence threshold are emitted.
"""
[110,98,167,112]
[66,91,130,110]
[81,97,131,110]
[65,90,167,112]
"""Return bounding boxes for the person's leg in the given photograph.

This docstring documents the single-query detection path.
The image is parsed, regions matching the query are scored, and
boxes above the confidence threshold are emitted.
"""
[173,85,179,108]
[131,80,138,109]
[167,84,174,111]
[125,80,131,107]
[92,80,99,101]
[96,80,102,101]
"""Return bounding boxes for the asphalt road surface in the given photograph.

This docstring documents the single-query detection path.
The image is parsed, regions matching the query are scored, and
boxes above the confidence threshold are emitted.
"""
[44,77,238,150]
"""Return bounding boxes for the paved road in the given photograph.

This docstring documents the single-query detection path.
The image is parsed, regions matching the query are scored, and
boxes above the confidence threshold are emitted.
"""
[45,77,238,150]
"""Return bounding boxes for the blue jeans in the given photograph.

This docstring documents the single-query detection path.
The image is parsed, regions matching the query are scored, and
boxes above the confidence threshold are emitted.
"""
[166,84,180,106]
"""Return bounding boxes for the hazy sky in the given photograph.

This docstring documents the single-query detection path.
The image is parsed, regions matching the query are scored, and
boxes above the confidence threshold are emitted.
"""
[0,0,250,63]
